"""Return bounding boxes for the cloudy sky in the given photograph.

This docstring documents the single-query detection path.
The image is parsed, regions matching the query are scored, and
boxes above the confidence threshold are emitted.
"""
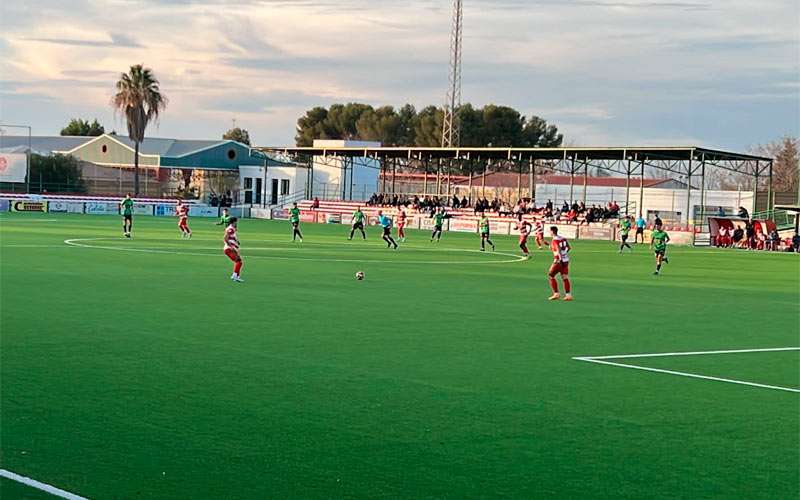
[1,0,798,150]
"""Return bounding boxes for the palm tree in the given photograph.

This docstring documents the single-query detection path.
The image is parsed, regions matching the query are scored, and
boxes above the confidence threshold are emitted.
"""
[112,64,167,195]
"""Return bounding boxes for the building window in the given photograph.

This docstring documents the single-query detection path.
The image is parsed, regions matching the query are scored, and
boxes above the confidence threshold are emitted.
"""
[244,177,253,189]
[281,179,290,195]
[227,149,237,160]
[101,144,107,153]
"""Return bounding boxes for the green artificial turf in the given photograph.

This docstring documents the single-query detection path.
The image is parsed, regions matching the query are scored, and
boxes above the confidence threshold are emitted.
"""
[1,212,798,499]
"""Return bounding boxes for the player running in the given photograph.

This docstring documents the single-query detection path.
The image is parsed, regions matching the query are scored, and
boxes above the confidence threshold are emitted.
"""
[289,202,303,242]
[377,210,398,249]
[430,207,445,242]
[120,193,133,238]
[396,207,408,242]
[176,201,191,238]
[216,208,231,226]
[223,217,244,282]
[547,226,573,301]
[348,206,367,240]
[651,222,671,275]
[479,212,495,251]
[533,219,545,249]
[618,215,632,253]
[516,213,532,258]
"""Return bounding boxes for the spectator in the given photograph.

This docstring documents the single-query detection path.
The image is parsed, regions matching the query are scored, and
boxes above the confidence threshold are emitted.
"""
[792,232,800,252]
[654,213,663,227]
[768,229,780,251]
[461,195,469,208]
[745,220,755,249]
[717,206,725,217]
[210,193,219,207]
[312,197,320,209]
[737,206,749,219]
[562,200,570,213]
[732,225,744,246]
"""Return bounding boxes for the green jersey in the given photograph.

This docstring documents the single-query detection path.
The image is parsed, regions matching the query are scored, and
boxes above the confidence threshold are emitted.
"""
[479,217,490,234]
[290,207,300,223]
[217,214,231,226]
[433,212,444,226]
[620,219,631,235]
[120,198,133,216]
[352,210,364,223]
[652,229,669,251]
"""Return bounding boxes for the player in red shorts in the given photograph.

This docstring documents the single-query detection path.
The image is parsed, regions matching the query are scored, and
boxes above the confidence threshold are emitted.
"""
[176,201,191,238]
[396,207,408,242]
[547,226,572,301]
[515,213,532,258]
[534,219,546,249]
[224,217,244,282]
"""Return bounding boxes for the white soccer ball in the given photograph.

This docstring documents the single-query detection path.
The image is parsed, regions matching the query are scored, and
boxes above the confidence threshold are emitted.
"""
[355,271,365,281]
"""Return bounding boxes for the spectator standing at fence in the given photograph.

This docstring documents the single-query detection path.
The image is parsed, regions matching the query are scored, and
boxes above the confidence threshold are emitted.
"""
[745,221,755,249]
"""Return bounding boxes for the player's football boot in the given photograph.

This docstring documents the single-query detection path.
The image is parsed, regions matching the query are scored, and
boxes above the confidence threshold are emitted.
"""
[564,295,574,301]
[547,293,560,301]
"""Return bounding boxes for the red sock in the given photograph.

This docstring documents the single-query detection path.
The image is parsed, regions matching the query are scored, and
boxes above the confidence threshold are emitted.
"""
[563,277,571,293]
[549,277,559,294]
[521,243,528,254]
[234,261,242,275]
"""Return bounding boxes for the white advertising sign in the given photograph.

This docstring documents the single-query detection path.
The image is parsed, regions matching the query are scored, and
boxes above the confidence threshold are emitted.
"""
[48,201,84,214]
[188,205,218,218]
[85,202,119,215]
[0,154,27,182]
[448,219,477,232]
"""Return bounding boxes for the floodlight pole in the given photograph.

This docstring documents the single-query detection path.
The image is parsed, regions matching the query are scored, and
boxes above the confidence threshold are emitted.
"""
[569,155,576,204]
[753,162,759,214]
[767,160,773,212]
[624,153,631,216]
[686,156,693,240]
[639,158,645,217]
[699,153,706,239]
[582,159,588,205]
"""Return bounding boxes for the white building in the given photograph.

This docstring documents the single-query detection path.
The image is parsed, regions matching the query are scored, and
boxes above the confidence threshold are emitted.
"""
[311,140,381,201]
[238,158,310,206]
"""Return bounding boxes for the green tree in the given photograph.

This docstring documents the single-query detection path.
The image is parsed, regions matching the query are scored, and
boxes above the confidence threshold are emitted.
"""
[356,106,404,145]
[296,106,330,146]
[223,127,251,145]
[111,64,167,196]
[29,154,85,193]
[60,118,105,136]
[521,115,563,147]
[412,106,444,147]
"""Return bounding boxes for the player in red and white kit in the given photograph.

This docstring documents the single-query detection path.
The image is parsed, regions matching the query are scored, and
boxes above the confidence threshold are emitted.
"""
[396,208,408,242]
[224,217,244,282]
[515,213,532,258]
[533,219,546,249]
[176,201,191,238]
[547,226,572,301]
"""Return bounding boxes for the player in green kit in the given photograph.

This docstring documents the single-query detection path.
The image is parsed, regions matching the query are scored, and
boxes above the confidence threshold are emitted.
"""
[348,206,367,240]
[650,222,670,275]
[618,215,633,253]
[120,193,134,238]
[479,212,495,251]
[289,202,303,242]
[430,208,445,242]
[216,208,231,226]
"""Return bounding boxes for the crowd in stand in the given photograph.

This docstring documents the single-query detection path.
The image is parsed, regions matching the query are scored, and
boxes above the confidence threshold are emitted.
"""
[715,221,799,252]
[209,191,234,207]
[366,192,622,222]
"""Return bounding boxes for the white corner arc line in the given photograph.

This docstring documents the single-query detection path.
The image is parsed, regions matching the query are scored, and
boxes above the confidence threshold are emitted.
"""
[573,347,800,393]
[0,469,88,500]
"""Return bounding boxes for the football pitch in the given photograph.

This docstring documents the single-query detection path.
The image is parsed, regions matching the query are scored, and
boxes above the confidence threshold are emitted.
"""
[1,212,798,499]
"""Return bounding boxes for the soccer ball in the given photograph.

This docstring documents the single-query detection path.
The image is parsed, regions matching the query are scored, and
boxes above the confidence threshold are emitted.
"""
[355,271,365,281]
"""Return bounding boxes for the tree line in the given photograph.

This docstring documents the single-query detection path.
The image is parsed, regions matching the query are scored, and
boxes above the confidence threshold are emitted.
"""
[295,103,564,148]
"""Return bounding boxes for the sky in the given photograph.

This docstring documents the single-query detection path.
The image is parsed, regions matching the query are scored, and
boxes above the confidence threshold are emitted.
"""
[0,0,798,150]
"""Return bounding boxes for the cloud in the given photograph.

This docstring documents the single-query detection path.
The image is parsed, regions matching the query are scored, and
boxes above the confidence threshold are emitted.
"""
[0,0,797,149]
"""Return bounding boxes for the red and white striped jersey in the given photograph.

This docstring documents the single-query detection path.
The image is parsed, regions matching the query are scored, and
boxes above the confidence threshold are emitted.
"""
[397,211,407,224]
[224,225,239,251]
[534,221,544,235]
[517,221,531,236]
[550,235,571,262]
[177,204,188,219]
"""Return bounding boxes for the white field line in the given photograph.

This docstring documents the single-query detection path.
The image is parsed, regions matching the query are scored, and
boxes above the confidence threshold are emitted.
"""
[63,237,527,265]
[573,347,800,393]
[0,469,88,500]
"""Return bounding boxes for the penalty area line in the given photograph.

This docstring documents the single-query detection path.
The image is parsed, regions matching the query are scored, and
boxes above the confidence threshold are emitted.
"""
[573,347,800,393]
[0,469,88,500]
